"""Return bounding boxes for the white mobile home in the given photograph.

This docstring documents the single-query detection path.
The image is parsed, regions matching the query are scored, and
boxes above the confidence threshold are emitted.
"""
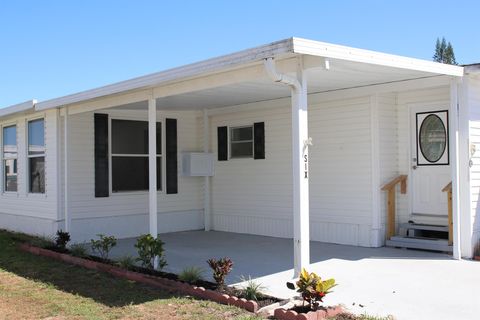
[1,38,478,274]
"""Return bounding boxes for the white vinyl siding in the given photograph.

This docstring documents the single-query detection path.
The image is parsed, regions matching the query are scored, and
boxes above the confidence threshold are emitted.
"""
[62,109,204,241]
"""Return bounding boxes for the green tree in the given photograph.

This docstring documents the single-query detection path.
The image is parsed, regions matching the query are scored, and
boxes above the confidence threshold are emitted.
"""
[433,37,458,65]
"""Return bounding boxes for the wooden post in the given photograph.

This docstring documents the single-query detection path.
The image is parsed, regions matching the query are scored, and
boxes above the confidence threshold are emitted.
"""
[448,190,453,245]
[387,189,396,239]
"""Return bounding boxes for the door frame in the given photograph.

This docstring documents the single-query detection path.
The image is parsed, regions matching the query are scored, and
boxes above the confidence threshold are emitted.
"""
[407,100,450,220]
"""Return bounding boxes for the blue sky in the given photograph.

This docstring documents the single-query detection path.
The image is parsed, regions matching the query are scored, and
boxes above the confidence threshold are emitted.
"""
[0,0,478,107]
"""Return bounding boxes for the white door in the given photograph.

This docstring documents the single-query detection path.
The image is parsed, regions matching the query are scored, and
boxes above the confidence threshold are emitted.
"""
[410,105,450,217]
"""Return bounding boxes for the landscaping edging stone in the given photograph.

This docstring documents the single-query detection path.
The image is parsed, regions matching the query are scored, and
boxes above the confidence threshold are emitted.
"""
[18,243,258,313]
[273,305,344,320]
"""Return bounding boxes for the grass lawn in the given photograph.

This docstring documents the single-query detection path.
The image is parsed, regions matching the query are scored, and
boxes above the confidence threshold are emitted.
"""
[0,230,261,320]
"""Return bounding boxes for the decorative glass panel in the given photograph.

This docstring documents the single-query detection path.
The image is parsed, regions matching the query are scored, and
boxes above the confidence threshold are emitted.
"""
[419,114,447,163]
[28,119,45,155]
[29,157,45,193]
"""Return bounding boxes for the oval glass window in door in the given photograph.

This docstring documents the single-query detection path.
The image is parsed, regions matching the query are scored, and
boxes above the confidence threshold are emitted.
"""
[419,114,447,163]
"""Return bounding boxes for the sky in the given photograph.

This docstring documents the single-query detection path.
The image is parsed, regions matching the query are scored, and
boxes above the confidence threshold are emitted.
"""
[1,0,479,108]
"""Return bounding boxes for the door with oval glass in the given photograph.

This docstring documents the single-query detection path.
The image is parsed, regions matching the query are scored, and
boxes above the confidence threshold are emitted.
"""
[410,106,450,217]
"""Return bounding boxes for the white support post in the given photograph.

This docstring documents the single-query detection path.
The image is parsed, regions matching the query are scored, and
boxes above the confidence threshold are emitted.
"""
[292,60,310,277]
[64,107,70,232]
[203,109,211,231]
[148,98,158,244]
[450,79,461,260]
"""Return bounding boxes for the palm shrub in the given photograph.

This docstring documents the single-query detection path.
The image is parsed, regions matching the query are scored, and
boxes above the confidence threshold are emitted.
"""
[116,255,136,270]
[178,266,204,284]
[134,234,167,270]
[240,275,265,301]
[206,257,233,287]
[90,234,117,260]
[286,268,336,310]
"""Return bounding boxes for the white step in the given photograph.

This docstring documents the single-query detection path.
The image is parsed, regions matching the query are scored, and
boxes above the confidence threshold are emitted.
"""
[386,236,452,252]
[400,223,449,232]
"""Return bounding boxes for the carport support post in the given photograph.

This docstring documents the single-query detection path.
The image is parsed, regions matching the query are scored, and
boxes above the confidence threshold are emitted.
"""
[450,79,461,260]
[64,106,70,232]
[203,109,211,231]
[148,97,159,269]
[292,61,310,277]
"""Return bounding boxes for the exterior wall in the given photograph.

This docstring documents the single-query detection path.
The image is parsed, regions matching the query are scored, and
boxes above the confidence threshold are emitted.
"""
[209,94,375,247]
[64,108,204,242]
[0,109,60,237]
[467,76,480,252]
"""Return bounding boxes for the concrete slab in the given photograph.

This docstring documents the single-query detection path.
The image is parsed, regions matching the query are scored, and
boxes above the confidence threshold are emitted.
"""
[106,230,480,320]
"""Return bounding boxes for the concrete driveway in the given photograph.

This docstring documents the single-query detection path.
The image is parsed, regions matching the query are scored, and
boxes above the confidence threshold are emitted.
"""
[108,230,480,320]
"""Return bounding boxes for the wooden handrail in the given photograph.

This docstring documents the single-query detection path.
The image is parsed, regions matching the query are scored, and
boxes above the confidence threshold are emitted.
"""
[442,181,452,192]
[381,175,408,240]
[381,174,408,194]
[442,181,453,245]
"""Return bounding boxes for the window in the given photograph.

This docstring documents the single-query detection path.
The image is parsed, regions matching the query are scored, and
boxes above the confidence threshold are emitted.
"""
[230,126,253,158]
[111,119,161,192]
[28,119,45,193]
[3,125,17,192]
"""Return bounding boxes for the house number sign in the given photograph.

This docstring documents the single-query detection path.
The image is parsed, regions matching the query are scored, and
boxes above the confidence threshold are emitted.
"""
[304,154,308,179]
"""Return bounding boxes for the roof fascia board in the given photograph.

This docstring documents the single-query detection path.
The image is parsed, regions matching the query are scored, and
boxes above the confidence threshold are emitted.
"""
[0,100,36,118]
[35,39,294,111]
[292,37,464,77]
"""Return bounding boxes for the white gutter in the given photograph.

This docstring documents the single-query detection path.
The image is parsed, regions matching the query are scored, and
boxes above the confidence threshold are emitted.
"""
[35,39,294,111]
[264,57,301,91]
[0,100,36,118]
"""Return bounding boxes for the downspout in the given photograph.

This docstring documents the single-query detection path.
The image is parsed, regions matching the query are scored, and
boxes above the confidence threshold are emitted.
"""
[264,58,301,93]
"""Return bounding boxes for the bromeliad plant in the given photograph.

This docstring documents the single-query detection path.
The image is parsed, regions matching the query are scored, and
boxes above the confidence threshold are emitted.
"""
[206,257,233,287]
[287,268,336,310]
[55,230,71,250]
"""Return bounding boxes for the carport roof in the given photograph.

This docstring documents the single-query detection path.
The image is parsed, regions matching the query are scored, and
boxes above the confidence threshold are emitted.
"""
[0,37,465,116]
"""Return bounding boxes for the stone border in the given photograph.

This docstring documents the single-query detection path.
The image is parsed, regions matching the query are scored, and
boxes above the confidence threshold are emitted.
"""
[274,305,344,320]
[18,243,258,313]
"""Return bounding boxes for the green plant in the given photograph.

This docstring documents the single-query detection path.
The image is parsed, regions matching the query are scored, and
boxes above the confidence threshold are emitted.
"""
[179,266,204,284]
[116,255,136,270]
[134,234,167,270]
[55,230,71,250]
[70,243,88,257]
[90,234,117,260]
[239,275,265,301]
[206,257,233,287]
[286,268,336,310]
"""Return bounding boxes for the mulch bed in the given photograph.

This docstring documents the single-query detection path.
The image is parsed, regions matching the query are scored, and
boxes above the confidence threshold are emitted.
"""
[18,243,280,313]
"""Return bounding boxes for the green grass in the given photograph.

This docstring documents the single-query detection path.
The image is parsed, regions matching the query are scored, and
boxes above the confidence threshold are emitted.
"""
[0,229,262,320]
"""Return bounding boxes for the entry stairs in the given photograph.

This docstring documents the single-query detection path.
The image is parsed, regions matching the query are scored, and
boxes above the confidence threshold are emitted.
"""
[386,222,453,253]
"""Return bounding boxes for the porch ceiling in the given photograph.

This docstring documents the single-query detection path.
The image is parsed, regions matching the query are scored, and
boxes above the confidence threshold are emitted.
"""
[114,57,453,111]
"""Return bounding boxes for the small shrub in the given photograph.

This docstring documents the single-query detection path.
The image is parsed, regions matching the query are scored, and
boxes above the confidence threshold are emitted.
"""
[286,268,336,310]
[179,266,204,284]
[55,230,71,250]
[134,234,167,270]
[206,257,233,287]
[117,255,136,270]
[90,234,117,260]
[70,243,88,258]
[239,275,265,301]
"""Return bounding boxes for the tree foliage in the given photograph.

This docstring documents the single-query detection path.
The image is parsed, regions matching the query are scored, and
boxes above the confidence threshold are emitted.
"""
[433,37,457,65]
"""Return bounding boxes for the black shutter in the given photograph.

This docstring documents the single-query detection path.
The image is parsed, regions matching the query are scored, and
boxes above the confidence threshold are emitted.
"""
[254,122,265,160]
[217,126,228,161]
[94,113,109,197]
[165,118,178,194]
